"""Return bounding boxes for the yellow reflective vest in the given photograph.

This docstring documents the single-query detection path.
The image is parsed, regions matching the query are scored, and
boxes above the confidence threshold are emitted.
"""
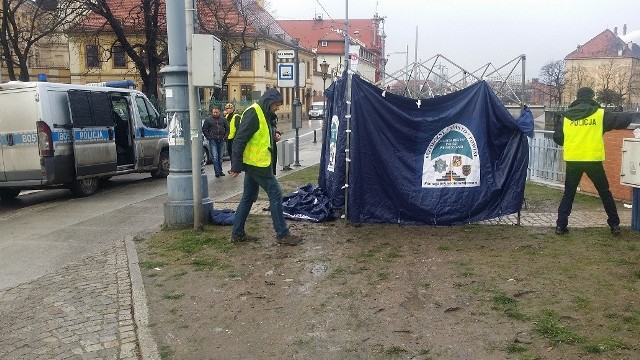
[563,108,605,161]
[242,104,272,167]
[227,113,240,140]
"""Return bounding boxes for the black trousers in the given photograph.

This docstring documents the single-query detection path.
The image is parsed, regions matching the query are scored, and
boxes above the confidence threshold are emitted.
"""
[556,161,620,229]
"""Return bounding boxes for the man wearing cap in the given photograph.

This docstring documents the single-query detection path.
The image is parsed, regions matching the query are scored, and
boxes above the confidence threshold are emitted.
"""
[228,88,302,246]
[224,103,241,159]
[553,87,639,236]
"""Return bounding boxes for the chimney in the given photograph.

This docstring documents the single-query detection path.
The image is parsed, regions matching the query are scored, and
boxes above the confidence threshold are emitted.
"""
[624,24,627,35]
[614,27,618,35]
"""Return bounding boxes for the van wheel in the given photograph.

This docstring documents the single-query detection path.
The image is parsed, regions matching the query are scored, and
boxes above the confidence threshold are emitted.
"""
[202,146,211,166]
[151,149,170,178]
[0,188,21,201]
[70,177,99,197]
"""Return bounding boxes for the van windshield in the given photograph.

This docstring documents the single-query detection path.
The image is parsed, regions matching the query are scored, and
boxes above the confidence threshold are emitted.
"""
[311,104,324,110]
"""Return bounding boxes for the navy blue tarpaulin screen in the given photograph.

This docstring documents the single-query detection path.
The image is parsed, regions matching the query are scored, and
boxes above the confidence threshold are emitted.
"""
[319,74,532,225]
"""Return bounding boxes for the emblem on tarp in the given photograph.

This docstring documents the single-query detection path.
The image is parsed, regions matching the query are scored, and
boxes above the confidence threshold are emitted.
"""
[422,123,480,188]
[433,158,447,173]
[327,115,339,172]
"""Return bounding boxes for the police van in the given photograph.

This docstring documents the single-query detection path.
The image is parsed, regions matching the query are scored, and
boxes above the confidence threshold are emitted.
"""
[0,81,170,199]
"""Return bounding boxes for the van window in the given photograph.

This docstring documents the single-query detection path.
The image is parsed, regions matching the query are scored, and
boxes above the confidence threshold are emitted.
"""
[68,90,113,127]
[111,95,130,120]
[135,96,162,128]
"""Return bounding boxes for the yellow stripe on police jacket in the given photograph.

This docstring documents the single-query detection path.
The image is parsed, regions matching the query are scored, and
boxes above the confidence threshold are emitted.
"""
[563,108,605,161]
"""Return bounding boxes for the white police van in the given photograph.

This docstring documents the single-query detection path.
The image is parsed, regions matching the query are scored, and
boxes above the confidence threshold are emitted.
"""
[0,81,170,199]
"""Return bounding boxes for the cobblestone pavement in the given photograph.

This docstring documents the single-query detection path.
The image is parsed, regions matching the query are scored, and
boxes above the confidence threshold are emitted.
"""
[0,239,138,360]
[479,209,632,227]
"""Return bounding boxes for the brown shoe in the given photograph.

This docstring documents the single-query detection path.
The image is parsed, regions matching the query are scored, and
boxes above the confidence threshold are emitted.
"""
[276,234,302,246]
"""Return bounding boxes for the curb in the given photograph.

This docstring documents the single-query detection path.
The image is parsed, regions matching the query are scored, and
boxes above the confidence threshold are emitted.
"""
[125,235,161,360]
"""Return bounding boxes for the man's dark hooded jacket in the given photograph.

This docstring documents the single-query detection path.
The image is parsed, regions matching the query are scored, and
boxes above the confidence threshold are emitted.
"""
[231,88,282,175]
[553,98,637,146]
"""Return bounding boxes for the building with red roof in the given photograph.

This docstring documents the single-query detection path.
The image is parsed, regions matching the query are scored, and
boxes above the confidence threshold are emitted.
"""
[564,27,640,108]
[278,14,386,85]
[66,0,315,111]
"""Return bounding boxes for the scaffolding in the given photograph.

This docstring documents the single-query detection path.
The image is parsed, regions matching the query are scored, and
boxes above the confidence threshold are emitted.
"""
[376,53,527,105]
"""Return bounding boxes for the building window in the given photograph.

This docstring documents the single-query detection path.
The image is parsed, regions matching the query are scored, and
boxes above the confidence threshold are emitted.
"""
[321,41,328,47]
[240,84,252,101]
[86,44,99,68]
[272,53,277,73]
[222,47,228,69]
[265,50,270,72]
[239,50,252,71]
[221,85,229,101]
[307,61,311,78]
[113,45,127,68]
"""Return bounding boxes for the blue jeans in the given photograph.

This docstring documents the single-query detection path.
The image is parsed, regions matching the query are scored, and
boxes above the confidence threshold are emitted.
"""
[232,167,290,238]
[209,138,226,175]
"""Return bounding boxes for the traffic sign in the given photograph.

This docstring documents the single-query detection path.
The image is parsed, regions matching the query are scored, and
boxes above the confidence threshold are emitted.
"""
[277,63,306,88]
[277,49,295,59]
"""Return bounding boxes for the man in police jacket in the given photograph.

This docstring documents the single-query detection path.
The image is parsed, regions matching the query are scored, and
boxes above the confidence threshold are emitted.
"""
[229,88,302,246]
[553,87,638,235]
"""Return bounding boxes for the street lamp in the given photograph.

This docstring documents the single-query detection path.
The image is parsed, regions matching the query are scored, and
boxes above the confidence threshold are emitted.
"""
[320,59,330,111]
[320,59,330,140]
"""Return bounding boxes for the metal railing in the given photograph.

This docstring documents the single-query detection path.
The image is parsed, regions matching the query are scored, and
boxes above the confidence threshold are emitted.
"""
[527,130,565,185]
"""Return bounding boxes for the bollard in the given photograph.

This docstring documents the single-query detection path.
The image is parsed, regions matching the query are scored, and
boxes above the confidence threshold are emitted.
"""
[633,187,639,232]
[313,129,317,143]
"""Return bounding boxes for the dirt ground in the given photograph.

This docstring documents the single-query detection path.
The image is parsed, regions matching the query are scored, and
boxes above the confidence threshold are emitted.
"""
[136,200,640,359]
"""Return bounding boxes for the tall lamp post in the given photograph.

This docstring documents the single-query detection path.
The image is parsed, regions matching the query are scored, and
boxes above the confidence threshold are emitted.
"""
[320,59,330,141]
[320,59,330,116]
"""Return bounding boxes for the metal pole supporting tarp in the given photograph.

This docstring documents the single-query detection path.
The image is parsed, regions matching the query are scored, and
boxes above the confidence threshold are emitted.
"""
[517,54,526,226]
[343,0,352,219]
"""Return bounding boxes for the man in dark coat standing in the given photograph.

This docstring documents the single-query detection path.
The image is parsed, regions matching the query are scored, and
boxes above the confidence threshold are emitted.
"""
[202,106,229,178]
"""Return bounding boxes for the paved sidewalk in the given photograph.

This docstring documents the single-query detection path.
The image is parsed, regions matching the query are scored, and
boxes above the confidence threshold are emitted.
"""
[0,241,138,360]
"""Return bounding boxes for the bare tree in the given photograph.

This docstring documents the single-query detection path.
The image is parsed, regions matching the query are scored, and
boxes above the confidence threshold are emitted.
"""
[196,0,292,98]
[594,59,631,108]
[78,0,167,98]
[0,0,84,81]
[538,60,564,104]
[563,64,593,103]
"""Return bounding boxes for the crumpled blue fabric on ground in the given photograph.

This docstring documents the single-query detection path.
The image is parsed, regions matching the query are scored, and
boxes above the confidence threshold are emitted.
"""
[283,183,334,222]
[210,209,235,225]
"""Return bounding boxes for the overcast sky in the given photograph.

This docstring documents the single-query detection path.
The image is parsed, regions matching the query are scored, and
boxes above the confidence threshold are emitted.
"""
[271,0,640,80]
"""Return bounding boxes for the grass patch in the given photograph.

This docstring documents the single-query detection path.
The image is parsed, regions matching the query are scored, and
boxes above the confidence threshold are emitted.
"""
[140,260,167,269]
[385,345,408,356]
[191,256,230,271]
[571,294,590,310]
[279,165,321,193]
[533,309,583,345]
[491,293,528,321]
[505,343,528,354]
[167,230,232,255]
[158,344,174,360]
[162,293,185,300]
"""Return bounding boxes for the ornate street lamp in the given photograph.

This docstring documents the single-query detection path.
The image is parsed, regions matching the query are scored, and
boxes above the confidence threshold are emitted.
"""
[320,59,330,119]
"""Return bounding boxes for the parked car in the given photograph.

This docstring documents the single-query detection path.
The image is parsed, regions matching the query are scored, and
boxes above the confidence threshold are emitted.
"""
[308,101,325,120]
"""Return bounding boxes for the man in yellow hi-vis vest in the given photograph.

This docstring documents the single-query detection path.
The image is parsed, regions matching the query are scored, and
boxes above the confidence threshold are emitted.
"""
[229,89,302,246]
[224,103,241,158]
[553,87,638,236]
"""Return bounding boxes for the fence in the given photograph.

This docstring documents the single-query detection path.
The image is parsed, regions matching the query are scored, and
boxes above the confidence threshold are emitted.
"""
[527,130,564,185]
